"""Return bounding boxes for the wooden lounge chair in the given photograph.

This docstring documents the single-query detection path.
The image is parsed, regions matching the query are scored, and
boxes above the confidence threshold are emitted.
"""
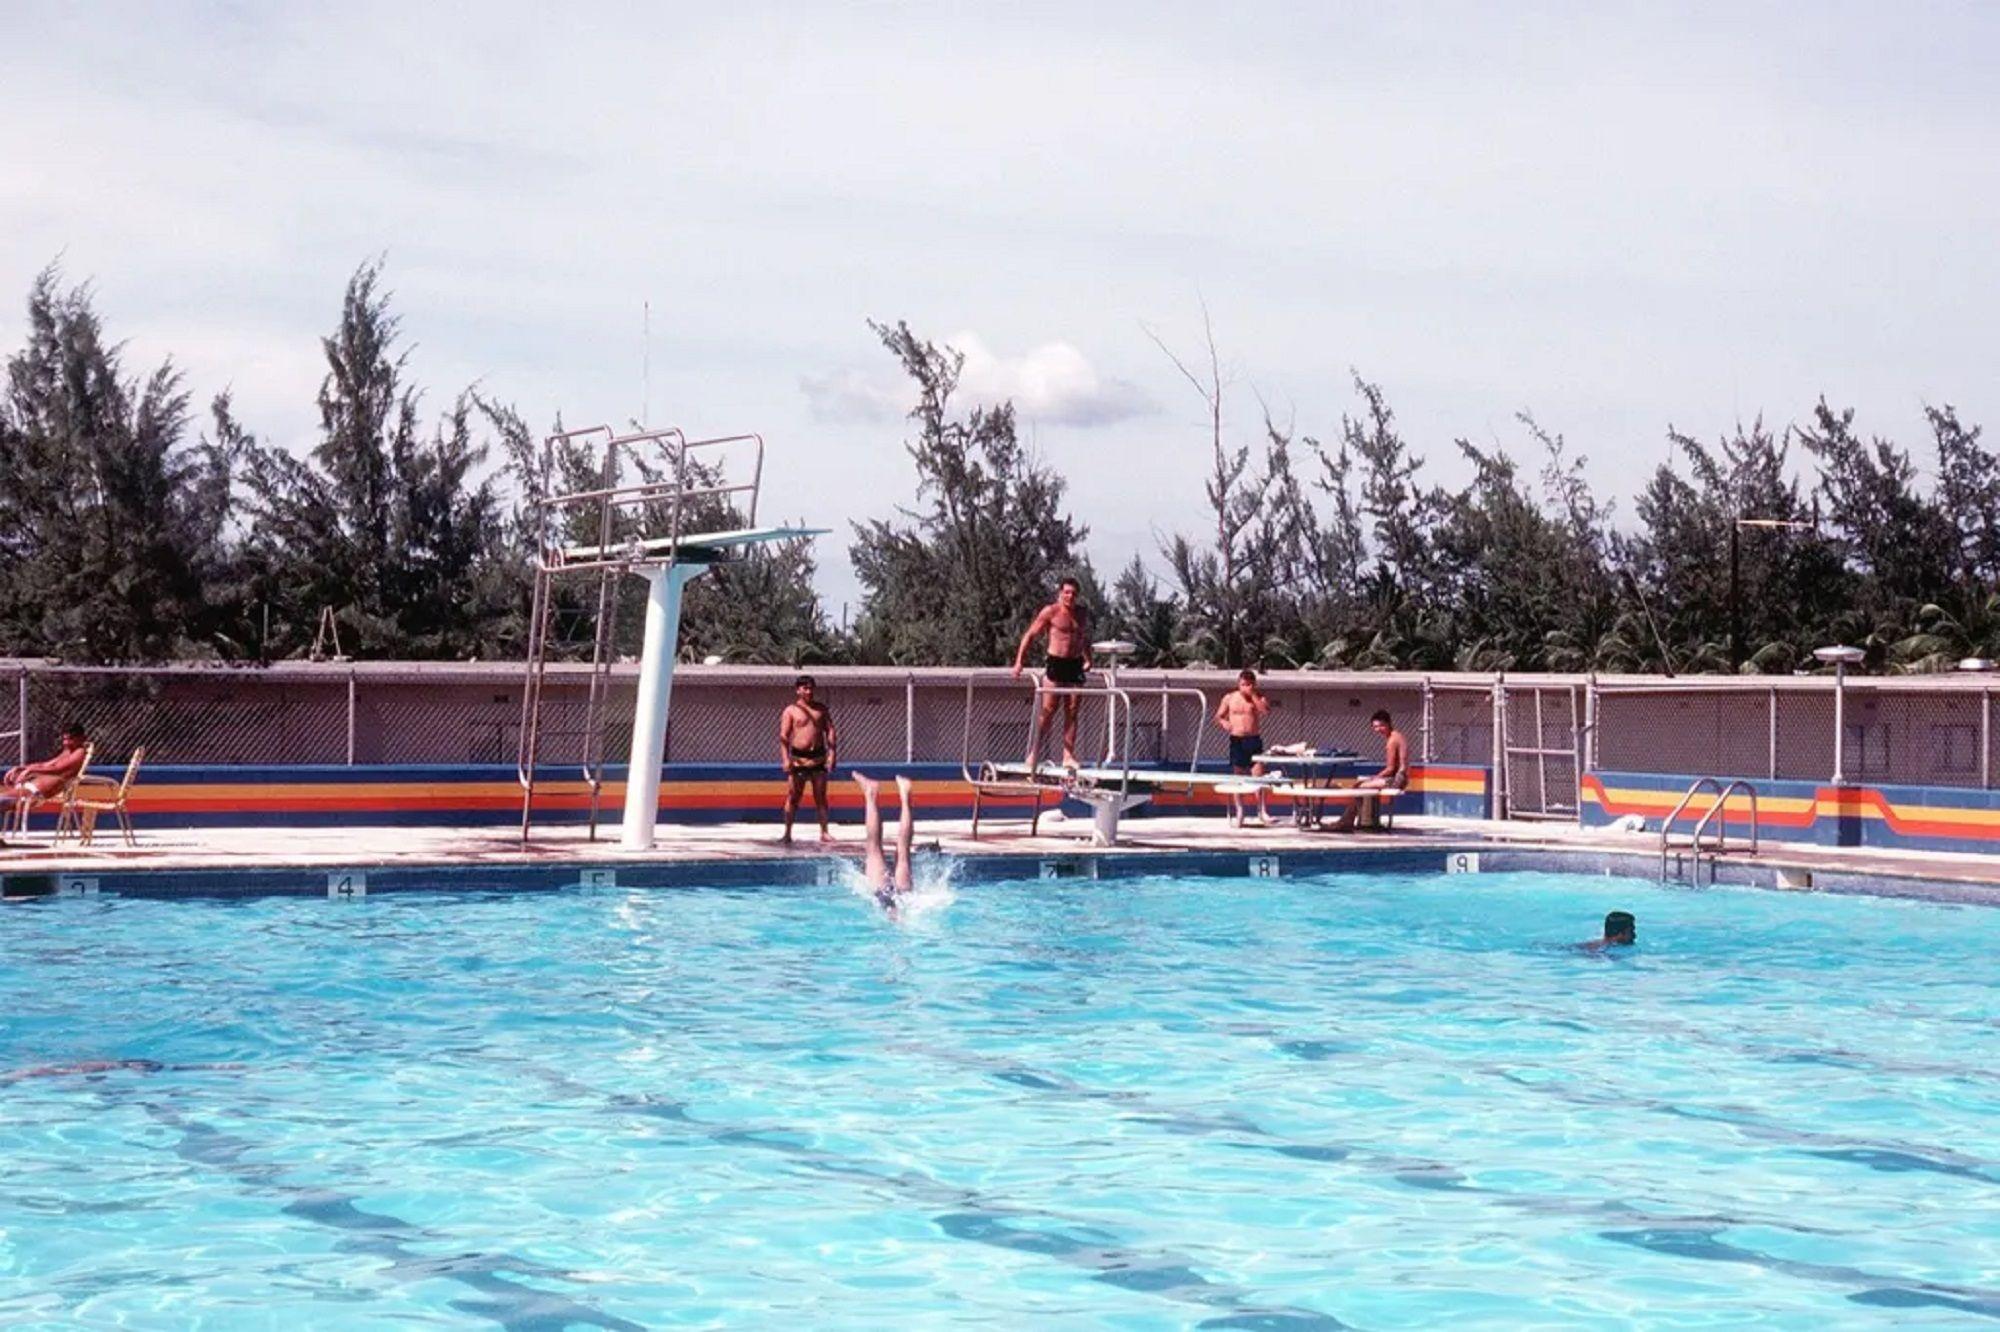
[7,743,93,838]
[65,747,145,847]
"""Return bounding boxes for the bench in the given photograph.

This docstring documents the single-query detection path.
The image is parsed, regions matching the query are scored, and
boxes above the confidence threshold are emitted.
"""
[1270,784,1398,831]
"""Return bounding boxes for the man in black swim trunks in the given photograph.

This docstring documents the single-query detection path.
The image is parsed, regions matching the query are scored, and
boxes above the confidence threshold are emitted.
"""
[1011,576,1091,768]
[1214,668,1273,825]
[779,675,837,845]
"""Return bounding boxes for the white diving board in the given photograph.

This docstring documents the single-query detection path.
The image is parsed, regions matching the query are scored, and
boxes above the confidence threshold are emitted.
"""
[987,762,1280,790]
[983,762,1285,845]
[558,525,824,567]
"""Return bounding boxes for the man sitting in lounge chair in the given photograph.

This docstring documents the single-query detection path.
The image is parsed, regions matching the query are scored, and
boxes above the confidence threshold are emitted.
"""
[1,722,90,846]
[1333,710,1407,831]
[4,722,89,800]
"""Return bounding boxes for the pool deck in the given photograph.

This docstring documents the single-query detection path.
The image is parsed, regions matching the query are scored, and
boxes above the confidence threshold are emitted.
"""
[6,814,2000,905]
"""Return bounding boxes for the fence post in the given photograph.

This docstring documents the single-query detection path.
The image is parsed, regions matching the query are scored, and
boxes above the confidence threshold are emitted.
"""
[1420,677,1434,764]
[1578,677,1593,780]
[904,673,915,764]
[1984,689,1992,789]
[346,670,358,766]
[1490,676,1507,818]
[1767,685,1778,781]
[15,666,27,766]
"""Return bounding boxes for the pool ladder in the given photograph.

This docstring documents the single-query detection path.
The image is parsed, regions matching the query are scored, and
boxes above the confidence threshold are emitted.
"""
[1658,778,1759,886]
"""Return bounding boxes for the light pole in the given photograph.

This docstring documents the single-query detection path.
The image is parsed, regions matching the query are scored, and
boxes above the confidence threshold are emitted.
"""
[1813,644,1865,784]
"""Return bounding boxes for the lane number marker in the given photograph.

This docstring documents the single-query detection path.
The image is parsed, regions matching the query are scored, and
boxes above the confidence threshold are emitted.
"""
[327,872,367,899]
[58,876,100,897]
[580,868,616,889]
[1248,856,1279,878]
[1447,852,1481,874]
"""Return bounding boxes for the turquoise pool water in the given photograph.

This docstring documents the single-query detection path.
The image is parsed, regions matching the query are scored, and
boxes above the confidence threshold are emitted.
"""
[1,870,1995,1329]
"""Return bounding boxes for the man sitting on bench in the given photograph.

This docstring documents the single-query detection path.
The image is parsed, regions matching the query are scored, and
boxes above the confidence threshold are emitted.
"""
[1334,709,1407,831]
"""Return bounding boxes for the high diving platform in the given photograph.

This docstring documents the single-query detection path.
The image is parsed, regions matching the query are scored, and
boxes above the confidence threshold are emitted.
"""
[516,425,821,849]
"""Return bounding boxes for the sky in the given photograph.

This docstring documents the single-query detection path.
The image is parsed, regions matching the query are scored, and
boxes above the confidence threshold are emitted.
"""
[4,2,1998,613]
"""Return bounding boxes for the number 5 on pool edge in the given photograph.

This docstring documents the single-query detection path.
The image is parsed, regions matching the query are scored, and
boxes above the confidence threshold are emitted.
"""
[327,872,367,899]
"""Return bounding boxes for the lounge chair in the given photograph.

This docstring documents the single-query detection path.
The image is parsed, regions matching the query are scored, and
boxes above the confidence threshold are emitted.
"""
[7,743,93,838]
[65,747,145,847]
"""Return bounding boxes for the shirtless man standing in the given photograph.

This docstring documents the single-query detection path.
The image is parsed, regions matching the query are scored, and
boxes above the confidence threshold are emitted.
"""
[1011,577,1091,768]
[779,675,837,845]
[1334,709,1408,832]
[1214,669,1273,826]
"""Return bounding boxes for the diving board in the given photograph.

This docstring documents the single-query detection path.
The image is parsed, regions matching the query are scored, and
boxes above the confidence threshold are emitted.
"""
[962,678,1219,846]
[557,525,820,569]
[986,762,1281,791]
[983,761,1287,845]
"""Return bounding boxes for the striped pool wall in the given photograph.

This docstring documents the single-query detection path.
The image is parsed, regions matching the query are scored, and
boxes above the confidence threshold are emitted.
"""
[18,762,1493,830]
[1582,770,2000,853]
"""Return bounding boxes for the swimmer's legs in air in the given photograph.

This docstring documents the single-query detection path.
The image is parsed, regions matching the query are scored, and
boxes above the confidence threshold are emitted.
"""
[893,774,915,896]
[852,772,889,892]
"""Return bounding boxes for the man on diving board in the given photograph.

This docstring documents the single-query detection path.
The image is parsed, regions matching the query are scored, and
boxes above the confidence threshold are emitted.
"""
[1012,576,1091,769]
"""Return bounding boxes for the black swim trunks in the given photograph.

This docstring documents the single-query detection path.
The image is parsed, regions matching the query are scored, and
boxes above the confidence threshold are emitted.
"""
[1045,655,1087,686]
[1228,734,1264,772]
[788,745,827,774]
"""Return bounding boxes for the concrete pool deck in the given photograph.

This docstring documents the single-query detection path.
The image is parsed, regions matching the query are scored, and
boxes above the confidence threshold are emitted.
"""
[6,814,2000,905]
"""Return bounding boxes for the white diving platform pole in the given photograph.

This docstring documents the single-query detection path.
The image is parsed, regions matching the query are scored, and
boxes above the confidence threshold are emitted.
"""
[621,563,709,850]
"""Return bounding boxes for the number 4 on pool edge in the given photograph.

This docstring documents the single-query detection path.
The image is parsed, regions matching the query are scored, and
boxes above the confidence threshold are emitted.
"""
[327,872,367,899]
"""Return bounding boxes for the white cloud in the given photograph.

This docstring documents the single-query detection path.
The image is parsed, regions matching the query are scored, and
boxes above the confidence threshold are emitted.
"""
[948,333,1153,427]
[801,334,1151,428]
[799,367,909,425]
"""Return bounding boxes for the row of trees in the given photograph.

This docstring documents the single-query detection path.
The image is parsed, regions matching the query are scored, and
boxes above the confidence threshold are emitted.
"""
[2,263,1994,673]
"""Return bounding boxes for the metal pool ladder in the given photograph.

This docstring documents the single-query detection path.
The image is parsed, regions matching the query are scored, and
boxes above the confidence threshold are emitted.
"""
[1658,778,1759,886]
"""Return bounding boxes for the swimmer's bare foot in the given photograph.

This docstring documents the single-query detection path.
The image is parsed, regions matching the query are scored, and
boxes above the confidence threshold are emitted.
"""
[1060,752,1079,770]
[818,832,836,845]
[1257,812,1274,828]
[850,772,880,798]
[895,775,914,802]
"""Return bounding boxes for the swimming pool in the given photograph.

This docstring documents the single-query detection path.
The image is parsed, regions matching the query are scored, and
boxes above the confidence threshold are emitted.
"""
[2,870,1994,1328]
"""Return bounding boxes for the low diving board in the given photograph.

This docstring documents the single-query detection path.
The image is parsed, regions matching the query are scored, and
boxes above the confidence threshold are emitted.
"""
[985,762,1277,791]
[557,525,826,568]
[981,761,1278,845]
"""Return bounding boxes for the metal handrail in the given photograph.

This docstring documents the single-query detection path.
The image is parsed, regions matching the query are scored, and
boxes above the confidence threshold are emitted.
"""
[1658,776,1726,883]
[1690,779,1759,859]
[961,676,1211,793]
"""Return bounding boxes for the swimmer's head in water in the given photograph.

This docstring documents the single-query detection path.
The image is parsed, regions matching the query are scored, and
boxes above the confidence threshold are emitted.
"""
[1603,910,1636,945]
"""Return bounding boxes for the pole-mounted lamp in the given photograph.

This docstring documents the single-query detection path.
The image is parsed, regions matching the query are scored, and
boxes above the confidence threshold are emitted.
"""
[1812,644,1866,784]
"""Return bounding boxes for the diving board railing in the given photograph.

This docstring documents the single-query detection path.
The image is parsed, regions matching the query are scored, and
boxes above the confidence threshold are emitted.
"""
[962,677,1213,843]
[516,426,779,846]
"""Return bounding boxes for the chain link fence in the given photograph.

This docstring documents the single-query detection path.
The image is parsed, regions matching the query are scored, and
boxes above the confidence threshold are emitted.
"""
[9,662,1999,811]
